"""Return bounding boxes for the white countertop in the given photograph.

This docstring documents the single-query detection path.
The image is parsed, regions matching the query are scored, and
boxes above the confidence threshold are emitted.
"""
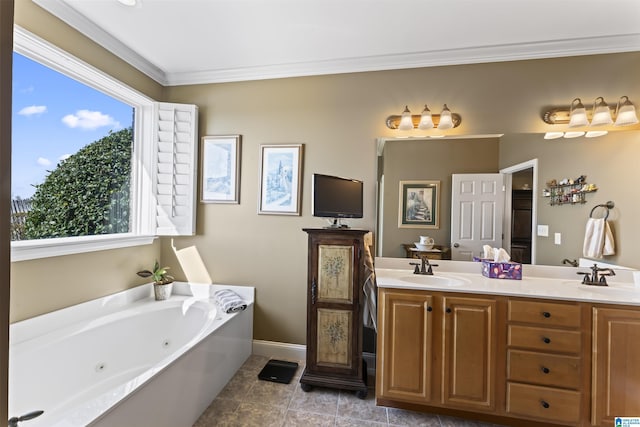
[375,257,640,306]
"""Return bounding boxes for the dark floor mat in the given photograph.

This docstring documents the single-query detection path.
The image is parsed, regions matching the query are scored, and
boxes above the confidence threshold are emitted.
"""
[258,359,299,384]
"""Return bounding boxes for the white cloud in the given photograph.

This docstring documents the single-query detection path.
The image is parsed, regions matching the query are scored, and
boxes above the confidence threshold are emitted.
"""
[18,105,47,116]
[62,109,121,130]
[37,157,51,166]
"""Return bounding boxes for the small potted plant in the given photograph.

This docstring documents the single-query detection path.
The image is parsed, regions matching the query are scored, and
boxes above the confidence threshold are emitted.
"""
[137,260,174,300]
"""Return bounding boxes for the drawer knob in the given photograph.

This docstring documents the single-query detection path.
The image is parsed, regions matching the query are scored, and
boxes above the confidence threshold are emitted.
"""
[541,400,550,409]
[541,366,550,374]
[542,311,551,318]
[542,337,551,344]
[427,306,433,312]
[446,307,452,313]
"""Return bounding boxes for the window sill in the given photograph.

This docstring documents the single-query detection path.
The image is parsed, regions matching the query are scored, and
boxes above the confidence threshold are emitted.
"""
[11,234,157,262]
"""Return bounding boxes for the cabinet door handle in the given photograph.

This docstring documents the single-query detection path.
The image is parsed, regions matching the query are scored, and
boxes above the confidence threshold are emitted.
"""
[426,306,433,312]
[541,400,550,409]
[311,278,317,305]
[542,337,551,344]
[541,366,550,374]
[445,307,452,313]
[542,311,551,318]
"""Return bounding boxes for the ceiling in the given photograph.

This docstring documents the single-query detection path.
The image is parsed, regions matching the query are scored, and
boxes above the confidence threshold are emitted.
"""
[34,0,640,86]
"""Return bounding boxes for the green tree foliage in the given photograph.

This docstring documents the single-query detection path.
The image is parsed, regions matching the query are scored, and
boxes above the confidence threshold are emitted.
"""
[25,128,132,239]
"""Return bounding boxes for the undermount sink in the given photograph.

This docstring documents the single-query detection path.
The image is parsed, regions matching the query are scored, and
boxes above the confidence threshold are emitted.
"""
[399,275,467,287]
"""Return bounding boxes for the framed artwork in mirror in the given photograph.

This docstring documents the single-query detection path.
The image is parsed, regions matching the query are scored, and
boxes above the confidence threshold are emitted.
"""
[398,180,440,229]
[200,135,241,203]
[258,143,304,215]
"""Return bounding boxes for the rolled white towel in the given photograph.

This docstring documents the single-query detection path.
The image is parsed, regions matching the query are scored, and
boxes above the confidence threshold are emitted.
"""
[214,289,247,313]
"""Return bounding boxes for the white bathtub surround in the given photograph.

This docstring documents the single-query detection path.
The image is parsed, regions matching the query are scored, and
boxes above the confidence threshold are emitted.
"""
[9,282,254,427]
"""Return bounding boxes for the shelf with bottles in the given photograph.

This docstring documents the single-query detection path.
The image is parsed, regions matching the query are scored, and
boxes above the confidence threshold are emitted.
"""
[542,177,597,206]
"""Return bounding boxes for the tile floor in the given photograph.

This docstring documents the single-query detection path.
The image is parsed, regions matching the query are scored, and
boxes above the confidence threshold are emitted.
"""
[193,355,504,427]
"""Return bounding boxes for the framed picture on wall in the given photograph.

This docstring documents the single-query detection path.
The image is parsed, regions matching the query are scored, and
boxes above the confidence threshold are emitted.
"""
[200,135,241,203]
[258,143,304,215]
[398,180,440,229]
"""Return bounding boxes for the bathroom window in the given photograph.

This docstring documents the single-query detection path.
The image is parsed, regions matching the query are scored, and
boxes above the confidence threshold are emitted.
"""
[10,27,197,261]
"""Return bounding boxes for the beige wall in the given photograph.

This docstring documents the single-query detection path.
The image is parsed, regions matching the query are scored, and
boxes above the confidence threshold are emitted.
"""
[380,138,500,257]
[9,3,640,347]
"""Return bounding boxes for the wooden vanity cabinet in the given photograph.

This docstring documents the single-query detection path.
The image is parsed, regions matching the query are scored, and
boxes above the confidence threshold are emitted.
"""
[592,306,640,426]
[376,289,500,413]
[300,228,369,398]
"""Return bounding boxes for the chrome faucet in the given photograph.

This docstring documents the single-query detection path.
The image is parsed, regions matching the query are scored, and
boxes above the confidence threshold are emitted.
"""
[410,256,438,275]
[577,264,615,286]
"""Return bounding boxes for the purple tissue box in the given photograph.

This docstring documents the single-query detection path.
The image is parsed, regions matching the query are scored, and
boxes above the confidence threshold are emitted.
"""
[473,257,522,280]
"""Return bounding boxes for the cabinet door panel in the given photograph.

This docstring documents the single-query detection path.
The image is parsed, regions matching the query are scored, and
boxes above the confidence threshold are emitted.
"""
[442,296,496,410]
[378,290,433,403]
[592,307,640,425]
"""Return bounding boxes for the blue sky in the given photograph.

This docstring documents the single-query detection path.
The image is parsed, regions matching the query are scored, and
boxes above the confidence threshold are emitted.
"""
[12,52,134,198]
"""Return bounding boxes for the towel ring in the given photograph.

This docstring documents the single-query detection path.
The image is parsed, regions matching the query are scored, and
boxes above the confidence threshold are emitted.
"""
[589,201,614,220]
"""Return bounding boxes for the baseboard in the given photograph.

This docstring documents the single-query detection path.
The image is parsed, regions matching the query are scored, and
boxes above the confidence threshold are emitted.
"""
[252,340,377,377]
[252,339,306,362]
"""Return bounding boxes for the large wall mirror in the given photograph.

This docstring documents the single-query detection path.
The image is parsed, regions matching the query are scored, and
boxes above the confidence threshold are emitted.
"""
[376,131,640,269]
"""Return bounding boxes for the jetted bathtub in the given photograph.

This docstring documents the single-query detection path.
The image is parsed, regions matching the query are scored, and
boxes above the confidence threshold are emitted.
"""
[9,282,254,427]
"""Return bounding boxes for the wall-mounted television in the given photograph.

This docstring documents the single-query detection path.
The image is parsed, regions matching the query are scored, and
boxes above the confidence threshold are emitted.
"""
[312,173,363,228]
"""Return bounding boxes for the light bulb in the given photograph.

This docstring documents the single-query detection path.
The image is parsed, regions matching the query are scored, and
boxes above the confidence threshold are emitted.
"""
[398,106,414,130]
[437,104,453,130]
[418,105,434,130]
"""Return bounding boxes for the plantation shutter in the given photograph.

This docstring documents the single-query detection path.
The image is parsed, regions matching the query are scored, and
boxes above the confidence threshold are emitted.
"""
[153,102,198,236]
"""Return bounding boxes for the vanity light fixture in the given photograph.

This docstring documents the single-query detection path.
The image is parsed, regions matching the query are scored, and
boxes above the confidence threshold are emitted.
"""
[543,130,609,139]
[386,104,461,130]
[568,98,589,127]
[615,96,639,126]
[543,96,639,127]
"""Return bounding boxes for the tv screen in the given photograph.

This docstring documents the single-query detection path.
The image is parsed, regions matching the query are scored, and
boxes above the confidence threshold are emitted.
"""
[312,173,363,219]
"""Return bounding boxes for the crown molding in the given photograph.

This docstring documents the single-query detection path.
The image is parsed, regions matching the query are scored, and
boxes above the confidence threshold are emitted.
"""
[30,0,640,86]
[167,33,640,85]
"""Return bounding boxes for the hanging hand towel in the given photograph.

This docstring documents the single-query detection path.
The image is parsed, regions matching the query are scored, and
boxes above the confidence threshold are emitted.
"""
[214,289,247,313]
[583,218,615,258]
[362,243,377,332]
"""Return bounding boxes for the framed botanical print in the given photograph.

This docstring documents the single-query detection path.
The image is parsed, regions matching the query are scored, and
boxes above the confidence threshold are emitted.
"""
[258,143,304,215]
[398,180,440,229]
[200,135,241,203]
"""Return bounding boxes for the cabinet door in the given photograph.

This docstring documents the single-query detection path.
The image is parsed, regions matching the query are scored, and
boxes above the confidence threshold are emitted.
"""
[307,238,362,376]
[377,290,434,403]
[442,296,497,411]
[592,307,640,425]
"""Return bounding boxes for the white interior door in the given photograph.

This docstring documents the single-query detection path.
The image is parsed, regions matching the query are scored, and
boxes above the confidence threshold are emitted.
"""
[450,173,505,261]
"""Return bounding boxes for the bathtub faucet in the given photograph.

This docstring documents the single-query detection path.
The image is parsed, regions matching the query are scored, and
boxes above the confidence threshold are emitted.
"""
[8,410,44,427]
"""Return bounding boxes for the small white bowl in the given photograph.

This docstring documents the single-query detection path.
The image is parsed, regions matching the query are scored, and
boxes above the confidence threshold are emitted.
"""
[414,242,434,251]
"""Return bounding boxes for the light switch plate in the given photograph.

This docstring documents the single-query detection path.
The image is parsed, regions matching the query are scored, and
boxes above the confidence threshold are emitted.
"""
[554,233,562,245]
[537,225,549,237]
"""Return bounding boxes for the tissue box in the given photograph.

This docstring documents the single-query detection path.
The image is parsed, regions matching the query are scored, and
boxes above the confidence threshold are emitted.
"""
[473,257,522,280]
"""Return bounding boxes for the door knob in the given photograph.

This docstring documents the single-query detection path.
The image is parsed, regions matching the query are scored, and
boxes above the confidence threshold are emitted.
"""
[453,243,460,248]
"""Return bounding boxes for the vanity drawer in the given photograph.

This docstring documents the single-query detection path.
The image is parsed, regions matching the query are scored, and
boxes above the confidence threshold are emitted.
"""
[506,382,581,425]
[508,325,581,354]
[507,350,581,389]
[508,299,581,328]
